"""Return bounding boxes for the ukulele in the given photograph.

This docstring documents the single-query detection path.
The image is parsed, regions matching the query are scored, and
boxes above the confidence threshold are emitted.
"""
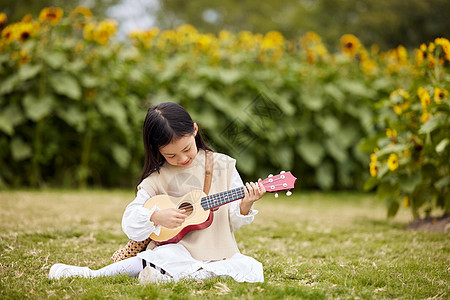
[144,171,297,245]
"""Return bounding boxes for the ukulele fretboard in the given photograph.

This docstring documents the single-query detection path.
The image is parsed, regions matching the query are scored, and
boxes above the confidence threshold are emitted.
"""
[200,187,245,210]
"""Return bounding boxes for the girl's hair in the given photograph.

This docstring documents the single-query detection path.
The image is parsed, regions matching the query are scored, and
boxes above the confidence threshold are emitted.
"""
[139,102,211,183]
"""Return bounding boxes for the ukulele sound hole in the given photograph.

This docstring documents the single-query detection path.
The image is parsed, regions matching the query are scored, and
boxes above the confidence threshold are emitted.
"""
[178,202,194,216]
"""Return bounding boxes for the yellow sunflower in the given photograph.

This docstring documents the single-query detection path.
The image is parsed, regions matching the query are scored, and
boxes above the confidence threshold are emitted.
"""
[415,48,425,66]
[70,6,93,29]
[387,153,399,171]
[340,34,361,56]
[0,12,7,30]
[417,87,431,109]
[17,22,34,42]
[1,24,14,43]
[369,161,378,177]
[39,7,64,26]
[93,19,117,45]
[434,87,448,104]
[434,37,450,61]
[261,31,285,50]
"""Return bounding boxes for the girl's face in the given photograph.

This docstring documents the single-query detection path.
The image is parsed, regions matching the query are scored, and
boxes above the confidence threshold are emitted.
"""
[159,123,199,167]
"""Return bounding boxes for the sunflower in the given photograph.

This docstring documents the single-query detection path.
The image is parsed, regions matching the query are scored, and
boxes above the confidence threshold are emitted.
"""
[387,153,399,171]
[421,111,430,123]
[415,48,425,66]
[93,19,117,45]
[17,22,34,42]
[340,34,361,56]
[417,87,431,109]
[434,37,450,61]
[70,6,93,29]
[39,7,64,26]
[261,31,285,50]
[0,12,7,31]
[1,24,14,43]
[71,6,92,19]
[434,87,448,104]
[369,161,378,177]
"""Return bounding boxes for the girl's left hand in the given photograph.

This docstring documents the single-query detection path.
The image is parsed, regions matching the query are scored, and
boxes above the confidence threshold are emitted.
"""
[240,179,266,215]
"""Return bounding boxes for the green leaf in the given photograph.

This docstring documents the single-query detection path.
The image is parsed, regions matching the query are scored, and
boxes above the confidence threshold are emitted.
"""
[324,83,345,102]
[0,75,20,95]
[436,138,449,153]
[434,176,450,190]
[399,172,422,194]
[273,146,293,170]
[418,114,446,134]
[18,64,42,81]
[302,94,324,111]
[0,113,13,135]
[375,144,408,157]
[339,80,376,98]
[364,176,379,191]
[386,197,400,218]
[317,115,340,135]
[81,74,101,88]
[50,73,82,100]
[376,180,399,199]
[10,137,32,161]
[296,139,325,167]
[0,104,25,135]
[96,97,127,126]
[112,144,131,169]
[325,138,347,163]
[43,51,67,69]
[316,161,334,190]
[23,94,54,122]
[57,106,86,132]
[218,69,241,85]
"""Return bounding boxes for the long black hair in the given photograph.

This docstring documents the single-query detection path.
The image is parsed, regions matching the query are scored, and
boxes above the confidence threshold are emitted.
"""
[139,102,211,183]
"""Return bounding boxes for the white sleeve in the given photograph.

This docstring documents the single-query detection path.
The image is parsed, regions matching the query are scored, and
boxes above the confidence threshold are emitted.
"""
[121,187,162,241]
[228,167,258,232]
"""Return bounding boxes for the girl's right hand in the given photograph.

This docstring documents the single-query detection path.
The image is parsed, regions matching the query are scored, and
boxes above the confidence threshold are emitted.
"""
[150,208,187,229]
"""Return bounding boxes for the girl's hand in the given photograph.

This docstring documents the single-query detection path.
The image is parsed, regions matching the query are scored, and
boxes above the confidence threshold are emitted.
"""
[150,208,187,229]
[240,179,266,215]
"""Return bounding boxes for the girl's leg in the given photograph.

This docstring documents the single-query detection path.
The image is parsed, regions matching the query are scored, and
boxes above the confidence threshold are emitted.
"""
[49,256,144,279]
[93,256,144,277]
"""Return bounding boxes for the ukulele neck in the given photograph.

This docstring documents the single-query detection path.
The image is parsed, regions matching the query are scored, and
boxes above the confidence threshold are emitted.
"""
[200,187,245,210]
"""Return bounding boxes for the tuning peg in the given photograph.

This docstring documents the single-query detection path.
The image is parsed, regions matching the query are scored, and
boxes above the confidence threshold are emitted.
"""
[286,190,292,196]
[274,192,279,198]
[280,171,285,174]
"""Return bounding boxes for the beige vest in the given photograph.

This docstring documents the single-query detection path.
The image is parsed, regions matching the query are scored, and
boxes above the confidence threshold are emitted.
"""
[140,149,239,260]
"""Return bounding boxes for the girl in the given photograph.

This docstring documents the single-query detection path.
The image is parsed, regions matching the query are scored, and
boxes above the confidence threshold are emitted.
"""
[49,102,266,283]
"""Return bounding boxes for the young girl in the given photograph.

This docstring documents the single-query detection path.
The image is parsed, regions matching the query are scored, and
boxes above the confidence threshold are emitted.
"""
[49,102,266,283]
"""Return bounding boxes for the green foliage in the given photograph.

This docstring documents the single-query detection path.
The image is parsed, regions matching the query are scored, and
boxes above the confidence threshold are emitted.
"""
[0,10,144,187]
[362,40,450,219]
[156,0,450,50]
[1,6,449,210]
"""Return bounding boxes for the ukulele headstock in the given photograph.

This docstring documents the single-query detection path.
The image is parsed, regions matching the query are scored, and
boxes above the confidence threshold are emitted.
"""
[261,171,297,197]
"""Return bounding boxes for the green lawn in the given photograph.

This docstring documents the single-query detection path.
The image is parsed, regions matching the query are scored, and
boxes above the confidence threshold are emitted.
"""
[0,190,448,299]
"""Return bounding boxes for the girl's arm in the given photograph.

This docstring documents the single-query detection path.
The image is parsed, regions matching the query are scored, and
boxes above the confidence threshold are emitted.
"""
[121,188,161,241]
[228,168,262,232]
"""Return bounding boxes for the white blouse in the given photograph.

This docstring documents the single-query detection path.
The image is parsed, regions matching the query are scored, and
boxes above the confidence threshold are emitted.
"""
[122,167,258,242]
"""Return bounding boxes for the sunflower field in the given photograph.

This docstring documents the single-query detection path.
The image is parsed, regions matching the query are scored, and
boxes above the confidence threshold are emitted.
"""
[0,7,449,218]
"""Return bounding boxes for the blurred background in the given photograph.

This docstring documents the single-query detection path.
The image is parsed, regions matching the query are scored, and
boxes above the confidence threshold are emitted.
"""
[1,0,449,219]
[2,0,449,50]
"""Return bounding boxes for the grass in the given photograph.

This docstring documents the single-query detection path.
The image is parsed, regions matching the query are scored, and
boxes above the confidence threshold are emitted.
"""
[0,189,448,299]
